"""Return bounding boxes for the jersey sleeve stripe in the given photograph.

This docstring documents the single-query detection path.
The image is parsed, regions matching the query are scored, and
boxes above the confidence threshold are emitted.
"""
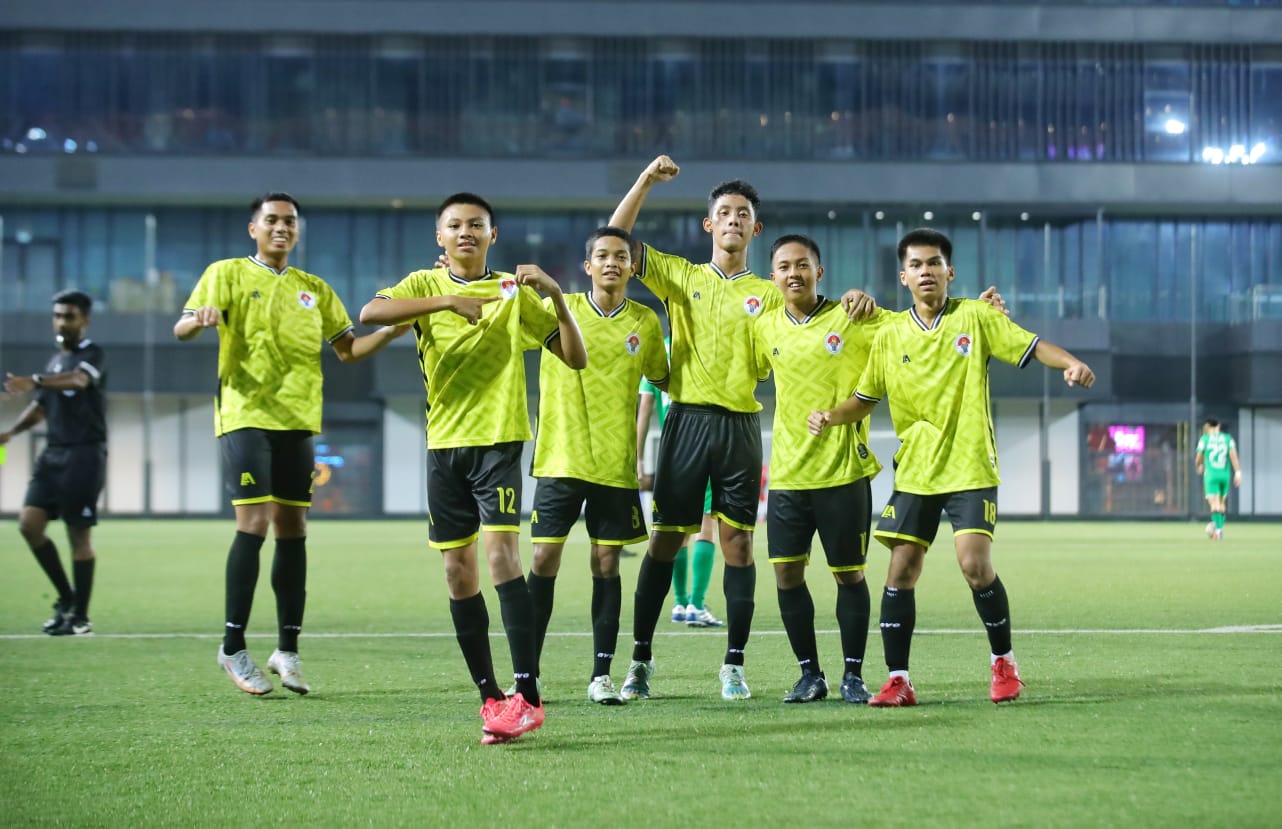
[77,361,102,383]
[637,244,650,279]
[855,392,882,403]
[543,329,561,348]
[1018,336,1040,368]
[327,324,355,344]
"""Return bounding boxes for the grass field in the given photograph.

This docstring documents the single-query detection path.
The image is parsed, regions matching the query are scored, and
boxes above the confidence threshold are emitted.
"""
[1,519,1279,828]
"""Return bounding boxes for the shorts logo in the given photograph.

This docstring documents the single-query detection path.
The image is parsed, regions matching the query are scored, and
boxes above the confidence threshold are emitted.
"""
[857,443,869,459]
[81,506,93,518]
[298,291,316,309]
[744,296,763,316]
[499,278,519,299]
[625,333,641,356]
[240,472,256,487]
[824,332,844,355]
[955,334,972,356]
[881,504,896,519]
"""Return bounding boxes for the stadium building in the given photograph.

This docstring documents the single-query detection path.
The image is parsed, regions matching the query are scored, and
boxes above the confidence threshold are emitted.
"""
[2,0,1280,518]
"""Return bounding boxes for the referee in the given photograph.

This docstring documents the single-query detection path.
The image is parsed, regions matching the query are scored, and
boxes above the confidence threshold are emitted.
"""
[2,290,107,636]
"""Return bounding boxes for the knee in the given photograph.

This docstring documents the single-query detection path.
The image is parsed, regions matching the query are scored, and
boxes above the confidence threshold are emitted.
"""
[18,520,44,545]
[237,514,271,537]
[957,558,994,589]
[648,530,685,562]
[272,515,307,539]
[774,564,805,590]
[531,546,562,577]
[591,549,620,579]
[834,570,865,587]
[721,530,754,566]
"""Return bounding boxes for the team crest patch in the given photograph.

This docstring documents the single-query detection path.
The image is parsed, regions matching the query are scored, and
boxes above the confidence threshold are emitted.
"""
[500,278,519,299]
[298,290,316,309]
[744,296,763,316]
[824,332,844,354]
[625,333,642,356]
[955,334,972,356]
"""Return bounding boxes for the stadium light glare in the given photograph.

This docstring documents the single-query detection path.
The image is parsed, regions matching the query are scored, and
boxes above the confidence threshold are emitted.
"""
[972,211,982,221]
[923,210,934,221]
[874,210,885,220]
[1226,144,1246,164]
[1249,142,1267,163]
[1163,118,1186,135]
[63,138,77,153]
[26,126,47,141]
[1019,212,1030,221]
[1202,146,1225,165]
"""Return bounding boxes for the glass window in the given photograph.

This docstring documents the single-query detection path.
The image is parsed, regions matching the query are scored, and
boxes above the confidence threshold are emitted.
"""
[1249,50,1282,165]
[1143,55,1191,161]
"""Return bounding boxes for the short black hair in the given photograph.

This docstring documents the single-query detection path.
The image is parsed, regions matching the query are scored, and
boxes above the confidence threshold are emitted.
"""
[584,226,633,260]
[707,180,761,217]
[52,290,92,314]
[898,227,953,263]
[1203,418,1221,429]
[770,234,822,266]
[251,192,301,221]
[438,192,495,224]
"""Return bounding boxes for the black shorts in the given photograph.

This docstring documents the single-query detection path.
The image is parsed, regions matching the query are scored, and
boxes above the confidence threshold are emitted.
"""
[530,477,647,546]
[220,428,315,507]
[766,479,871,573]
[651,403,762,533]
[24,444,107,527]
[427,442,523,549]
[873,487,998,551]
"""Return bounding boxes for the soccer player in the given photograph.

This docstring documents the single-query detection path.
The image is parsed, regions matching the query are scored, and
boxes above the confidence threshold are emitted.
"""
[610,155,876,701]
[809,227,1095,706]
[637,344,723,630]
[1,290,106,636]
[175,192,408,696]
[525,226,669,705]
[360,192,586,743]
[1195,418,1242,540]
[753,235,891,704]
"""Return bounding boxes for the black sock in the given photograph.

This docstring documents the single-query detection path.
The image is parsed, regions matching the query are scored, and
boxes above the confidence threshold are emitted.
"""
[31,539,74,603]
[723,563,756,667]
[836,579,870,677]
[591,576,622,679]
[880,586,916,673]
[271,537,307,653]
[72,558,95,620]
[631,554,674,663]
[449,593,500,702]
[496,576,540,703]
[972,575,1013,657]
[526,572,556,672]
[778,583,820,675]
[223,531,265,654]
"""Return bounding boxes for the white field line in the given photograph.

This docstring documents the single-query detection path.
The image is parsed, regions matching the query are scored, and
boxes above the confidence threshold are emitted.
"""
[3,625,1281,641]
